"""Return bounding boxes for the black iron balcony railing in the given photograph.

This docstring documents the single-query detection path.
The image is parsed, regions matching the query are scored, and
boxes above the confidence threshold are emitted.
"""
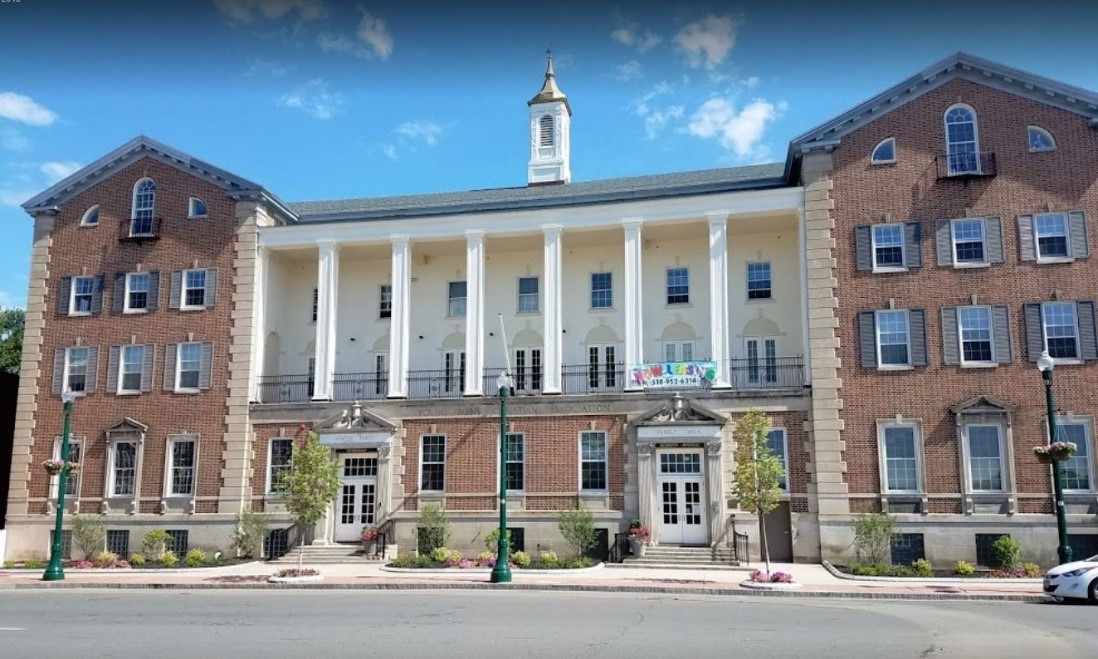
[257,374,313,403]
[406,369,465,399]
[935,151,996,179]
[482,367,543,396]
[728,356,804,390]
[332,371,388,401]
[561,363,626,395]
[119,216,162,243]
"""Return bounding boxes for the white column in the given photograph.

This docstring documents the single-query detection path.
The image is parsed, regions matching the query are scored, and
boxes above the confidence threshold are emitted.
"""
[707,212,731,389]
[637,444,659,543]
[798,208,812,386]
[464,230,485,396]
[250,246,269,401]
[312,241,339,400]
[542,224,563,394]
[387,236,411,398]
[622,218,644,391]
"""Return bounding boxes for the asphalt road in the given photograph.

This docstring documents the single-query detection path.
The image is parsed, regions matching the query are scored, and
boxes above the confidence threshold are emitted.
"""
[0,590,1094,658]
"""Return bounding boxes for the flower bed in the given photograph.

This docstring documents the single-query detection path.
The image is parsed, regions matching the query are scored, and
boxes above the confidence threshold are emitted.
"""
[834,561,1043,579]
[387,548,596,570]
[750,569,793,583]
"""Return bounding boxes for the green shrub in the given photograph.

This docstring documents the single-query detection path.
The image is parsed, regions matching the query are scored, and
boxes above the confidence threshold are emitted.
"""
[416,505,450,556]
[536,551,560,569]
[484,528,512,554]
[184,549,209,568]
[142,529,172,561]
[389,555,414,568]
[231,509,268,559]
[71,515,107,559]
[557,508,597,559]
[954,560,976,576]
[129,553,146,567]
[476,551,495,563]
[3,561,14,569]
[160,551,179,568]
[511,551,531,568]
[95,551,119,565]
[566,557,593,569]
[991,535,1023,569]
[849,563,915,577]
[1022,562,1042,578]
[912,559,934,577]
[852,513,896,567]
[23,558,46,569]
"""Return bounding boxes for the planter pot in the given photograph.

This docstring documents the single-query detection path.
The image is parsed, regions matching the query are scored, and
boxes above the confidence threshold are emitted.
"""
[1035,453,1054,465]
[1050,452,1075,462]
[363,541,378,556]
[629,539,646,558]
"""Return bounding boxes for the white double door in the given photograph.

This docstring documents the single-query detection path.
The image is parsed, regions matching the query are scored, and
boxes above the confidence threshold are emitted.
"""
[333,454,377,543]
[656,450,707,545]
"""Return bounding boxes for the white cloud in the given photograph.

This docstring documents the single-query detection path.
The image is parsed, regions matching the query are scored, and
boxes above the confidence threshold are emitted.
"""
[381,143,398,161]
[278,79,345,119]
[40,161,82,184]
[686,97,785,159]
[0,92,58,126]
[213,0,327,23]
[317,8,394,60]
[614,60,643,81]
[674,15,736,69]
[0,189,35,207]
[1,128,29,152]
[396,120,444,146]
[611,25,662,53]
[245,58,291,77]
[631,82,682,139]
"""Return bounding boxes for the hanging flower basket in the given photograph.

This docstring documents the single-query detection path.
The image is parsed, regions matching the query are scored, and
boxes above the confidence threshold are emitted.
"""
[42,460,79,476]
[1033,441,1077,463]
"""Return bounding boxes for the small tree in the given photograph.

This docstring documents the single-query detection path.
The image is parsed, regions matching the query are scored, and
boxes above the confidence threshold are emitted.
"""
[558,508,598,559]
[852,513,896,567]
[277,429,341,570]
[733,408,784,575]
[232,508,269,559]
[71,514,106,559]
[416,504,450,555]
[992,535,1023,570]
[142,529,172,561]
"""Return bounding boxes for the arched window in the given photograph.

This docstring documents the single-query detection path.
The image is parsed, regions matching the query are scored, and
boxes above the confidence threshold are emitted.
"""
[1027,125,1056,152]
[944,104,979,175]
[871,137,896,164]
[539,114,554,147]
[80,204,100,227]
[188,197,208,218]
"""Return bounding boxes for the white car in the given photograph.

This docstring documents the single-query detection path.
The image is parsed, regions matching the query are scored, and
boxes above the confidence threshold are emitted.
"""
[1044,555,1098,603]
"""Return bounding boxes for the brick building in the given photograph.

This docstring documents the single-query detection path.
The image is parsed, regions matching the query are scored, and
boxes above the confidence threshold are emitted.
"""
[4,52,1097,565]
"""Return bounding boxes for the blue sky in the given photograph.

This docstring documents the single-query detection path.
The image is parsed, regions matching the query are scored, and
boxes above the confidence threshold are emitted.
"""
[1,0,1096,308]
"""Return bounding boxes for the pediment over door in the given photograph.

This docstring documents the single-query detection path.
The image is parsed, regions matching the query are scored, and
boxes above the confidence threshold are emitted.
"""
[105,417,148,435]
[632,394,727,443]
[314,402,396,450]
[950,395,1015,415]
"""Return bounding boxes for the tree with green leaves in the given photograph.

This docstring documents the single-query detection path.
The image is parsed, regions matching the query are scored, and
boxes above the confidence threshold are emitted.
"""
[0,307,25,374]
[732,408,785,575]
[277,429,341,569]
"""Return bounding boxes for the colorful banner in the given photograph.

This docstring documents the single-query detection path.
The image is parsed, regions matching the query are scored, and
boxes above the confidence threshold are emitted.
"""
[629,361,717,388]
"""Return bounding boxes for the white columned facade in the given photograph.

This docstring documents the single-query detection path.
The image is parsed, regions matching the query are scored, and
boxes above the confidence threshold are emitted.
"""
[464,230,486,396]
[250,246,269,401]
[387,236,411,398]
[622,218,644,390]
[312,241,339,400]
[541,224,563,394]
[706,212,731,388]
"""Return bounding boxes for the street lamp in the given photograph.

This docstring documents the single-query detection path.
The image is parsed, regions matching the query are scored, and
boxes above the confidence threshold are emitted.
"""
[43,388,78,581]
[1037,350,1073,565]
[490,370,513,584]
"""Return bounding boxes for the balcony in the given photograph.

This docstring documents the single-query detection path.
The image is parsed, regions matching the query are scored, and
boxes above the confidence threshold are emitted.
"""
[332,372,388,401]
[728,356,805,389]
[935,151,996,180]
[257,374,313,403]
[118,216,162,243]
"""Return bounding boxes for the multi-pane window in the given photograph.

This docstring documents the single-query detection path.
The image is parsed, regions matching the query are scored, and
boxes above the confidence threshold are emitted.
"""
[580,431,607,491]
[50,530,74,560]
[663,341,694,362]
[766,428,788,491]
[168,438,196,496]
[1055,420,1092,492]
[311,288,318,322]
[517,276,539,313]
[379,284,392,319]
[268,438,293,494]
[882,424,919,492]
[53,437,82,498]
[666,267,689,304]
[183,269,207,309]
[503,433,524,491]
[126,273,149,312]
[1034,213,1070,259]
[65,347,89,393]
[71,276,95,314]
[443,351,465,393]
[872,224,905,270]
[448,281,467,317]
[119,345,144,393]
[132,178,155,235]
[514,348,542,391]
[660,452,702,473]
[876,310,910,366]
[167,530,189,557]
[966,425,1004,492]
[952,219,986,264]
[588,345,616,389]
[747,261,772,299]
[110,442,137,496]
[1043,302,1079,360]
[420,435,446,491]
[177,343,201,390]
[944,105,979,175]
[591,272,612,309]
[106,530,130,557]
[958,306,993,364]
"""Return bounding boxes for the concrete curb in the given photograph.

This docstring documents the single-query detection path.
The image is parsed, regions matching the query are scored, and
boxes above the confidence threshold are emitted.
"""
[0,562,267,576]
[821,561,1044,585]
[0,580,1050,601]
[379,562,605,575]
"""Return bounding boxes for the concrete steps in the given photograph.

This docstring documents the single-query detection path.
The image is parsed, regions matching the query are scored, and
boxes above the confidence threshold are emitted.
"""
[618,545,746,570]
[270,543,395,564]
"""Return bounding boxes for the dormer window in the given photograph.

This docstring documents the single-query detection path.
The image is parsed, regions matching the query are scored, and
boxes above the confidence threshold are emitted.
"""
[870,137,896,164]
[80,205,99,227]
[1027,125,1056,152]
[188,197,208,219]
[944,104,980,175]
[539,114,554,147]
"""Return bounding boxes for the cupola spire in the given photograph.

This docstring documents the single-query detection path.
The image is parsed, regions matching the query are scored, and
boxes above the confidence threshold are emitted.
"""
[527,51,572,185]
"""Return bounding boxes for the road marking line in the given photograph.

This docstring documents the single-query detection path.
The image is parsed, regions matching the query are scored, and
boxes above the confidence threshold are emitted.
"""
[0,627,26,631]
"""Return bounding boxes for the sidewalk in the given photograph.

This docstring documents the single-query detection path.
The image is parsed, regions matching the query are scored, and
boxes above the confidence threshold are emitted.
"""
[0,561,1049,601]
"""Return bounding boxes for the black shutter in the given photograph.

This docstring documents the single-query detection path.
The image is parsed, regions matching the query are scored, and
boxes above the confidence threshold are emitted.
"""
[1023,303,1044,362]
[52,348,64,394]
[113,273,126,313]
[57,276,72,315]
[941,307,959,366]
[992,305,1012,364]
[1077,301,1097,361]
[909,309,928,367]
[147,271,160,311]
[90,275,105,314]
[986,217,1004,264]
[855,226,872,272]
[904,222,922,268]
[935,221,953,266]
[859,311,878,368]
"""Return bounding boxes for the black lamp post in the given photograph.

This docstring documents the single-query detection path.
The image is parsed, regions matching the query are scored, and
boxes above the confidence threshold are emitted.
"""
[1037,350,1073,565]
[43,389,78,581]
[490,370,513,583]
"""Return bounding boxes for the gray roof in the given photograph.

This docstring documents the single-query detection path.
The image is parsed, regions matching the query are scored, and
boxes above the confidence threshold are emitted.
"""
[287,162,787,221]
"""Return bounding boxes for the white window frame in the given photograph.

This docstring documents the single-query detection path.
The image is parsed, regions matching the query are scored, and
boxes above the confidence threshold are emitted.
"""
[950,218,989,267]
[124,272,150,313]
[663,340,695,363]
[590,272,613,310]
[165,435,198,497]
[957,305,996,367]
[51,436,83,500]
[70,275,95,316]
[746,261,772,300]
[64,346,89,395]
[1050,416,1094,493]
[267,437,294,496]
[877,421,923,494]
[80,205,100,227]
[944,103,980,175]
[767,428,789,492]
[665,267,690,305]
[1027,125,1056,153]
[108,439,139,498]
[181,269,207,310]
[964,423,1005,493]
[579,430,608,492]
[118,344,144,394]
[871,223,907,273]
[175,342,202,393]
[517,276,539,314]
[379,284,392,319]
[870,137,896,164]
[1033,212,1073,262]
[1041,301,1081,364]
[499,432,525,493]
[447,281,467,318]
[187,197,208,219]
[875,309,912,370]
[131,178,155,220]
[419,434,446,493]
